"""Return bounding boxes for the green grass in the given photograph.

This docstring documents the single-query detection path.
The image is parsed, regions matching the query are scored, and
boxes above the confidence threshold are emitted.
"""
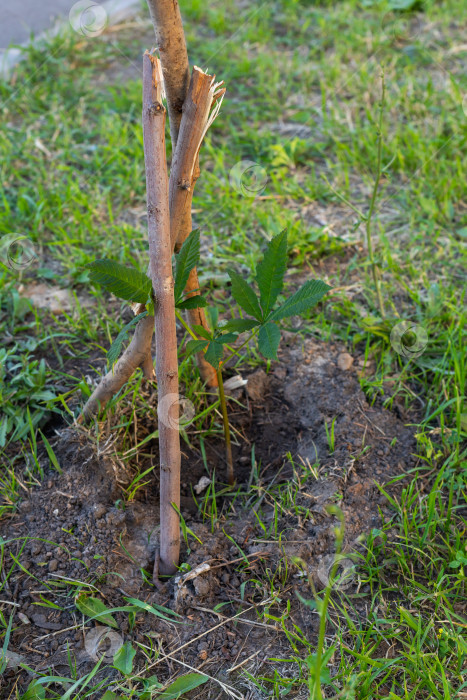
[0,0,466,696]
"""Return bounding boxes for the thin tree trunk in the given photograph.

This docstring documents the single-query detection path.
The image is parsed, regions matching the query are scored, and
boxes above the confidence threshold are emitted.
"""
[145,0,189,147]
[143,52,180,576]
[80,6,225,420]
[80,313,154,420]
[147,0,221,386]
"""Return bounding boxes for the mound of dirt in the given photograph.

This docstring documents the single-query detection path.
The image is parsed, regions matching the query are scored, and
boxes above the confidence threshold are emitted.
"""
[1,336,416,698]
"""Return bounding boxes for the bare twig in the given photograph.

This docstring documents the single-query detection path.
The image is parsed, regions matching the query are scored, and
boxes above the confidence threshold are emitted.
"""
[80,312,154,420]
[143,51,180,577]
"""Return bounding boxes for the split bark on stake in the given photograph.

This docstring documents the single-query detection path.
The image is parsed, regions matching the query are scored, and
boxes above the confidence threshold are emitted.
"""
[169,66,225,387]
[142,52,181,576]
[81,5,225,420]
[146,0,220,387]
[169,67,225,249]
[80,312,154,421]
[80,70,224,418]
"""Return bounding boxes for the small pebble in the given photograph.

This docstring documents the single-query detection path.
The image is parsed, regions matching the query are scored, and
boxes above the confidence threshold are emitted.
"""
[93,504,106,519]
[48,559,58,572]
[337,353,354,371]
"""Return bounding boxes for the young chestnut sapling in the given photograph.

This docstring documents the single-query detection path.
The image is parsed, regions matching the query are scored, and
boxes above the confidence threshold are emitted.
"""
[184,228,331,484]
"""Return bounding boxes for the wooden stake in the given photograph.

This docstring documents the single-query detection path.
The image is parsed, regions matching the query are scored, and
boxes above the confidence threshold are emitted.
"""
[142,51,180,577]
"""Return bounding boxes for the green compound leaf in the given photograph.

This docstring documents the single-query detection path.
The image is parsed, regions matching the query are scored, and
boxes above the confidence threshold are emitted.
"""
[87,259,152,304]
[258,322,281,360]
[191,324,212,340]
[227,270,262,321]
[219,318,259,333]
[176,295,207,310]
[107,312,148,368]
[185,339,208,357]
[204,341,224,369]
[270,280,331,321]
[255,229,288,316]
[174,229,201,303]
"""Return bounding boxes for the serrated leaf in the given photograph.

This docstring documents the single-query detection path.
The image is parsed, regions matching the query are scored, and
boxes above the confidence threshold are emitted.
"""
[258,322,281,360]
[174,229,201,302]
[185,339,208,357]
[216,332,238,345]
[270,280,331,321]
[75,594,119,629]
[219,318,259,333]
[87,259,152,304]
[204,341,224,369]
[107,312,148,367]
[228,270,262,321]
[113,641,136,676]
[255,230,288,315]
[192,324,212,340]
[156,673,209,699]
[176,295,207,310]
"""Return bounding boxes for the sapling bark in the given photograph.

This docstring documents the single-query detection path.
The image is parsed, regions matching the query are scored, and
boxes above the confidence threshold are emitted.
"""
[142,51,180,577]
[80,6,222,421]
[147,0,219,388]
[81,312,154,420]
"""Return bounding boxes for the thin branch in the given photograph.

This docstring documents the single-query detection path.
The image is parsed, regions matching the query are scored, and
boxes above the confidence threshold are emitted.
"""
[80,312,154,420]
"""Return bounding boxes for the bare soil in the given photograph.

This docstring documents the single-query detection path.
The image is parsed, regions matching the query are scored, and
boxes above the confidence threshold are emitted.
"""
[1,335,417,698]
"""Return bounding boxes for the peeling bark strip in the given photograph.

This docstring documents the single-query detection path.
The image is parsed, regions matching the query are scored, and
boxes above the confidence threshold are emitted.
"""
[168,67,225,388]
[81,313,154,421]
[142,52,181,576]
[169,66,225,387]
[169,67,225,249]
[146,0,223,388]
